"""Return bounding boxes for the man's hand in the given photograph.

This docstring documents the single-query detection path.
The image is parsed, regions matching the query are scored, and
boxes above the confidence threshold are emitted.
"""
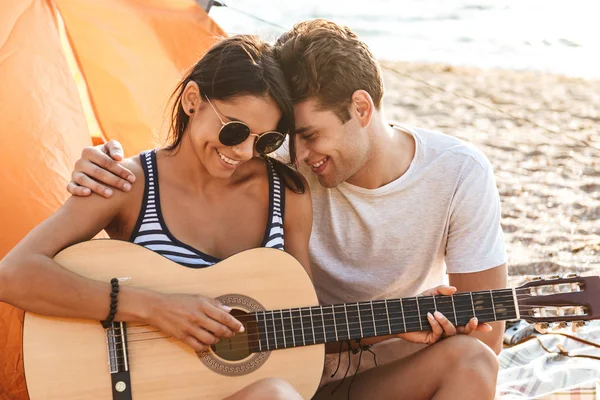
[396,285,492,345]
[67,140,135,198]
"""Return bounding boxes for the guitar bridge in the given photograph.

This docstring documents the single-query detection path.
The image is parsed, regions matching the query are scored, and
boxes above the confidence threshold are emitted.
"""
[106,322,132,400]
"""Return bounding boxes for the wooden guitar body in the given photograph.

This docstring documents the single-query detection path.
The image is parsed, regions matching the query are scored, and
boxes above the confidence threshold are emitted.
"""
[23,240,324,399]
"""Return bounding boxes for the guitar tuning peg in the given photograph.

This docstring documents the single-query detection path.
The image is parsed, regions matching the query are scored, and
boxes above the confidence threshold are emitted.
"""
[534,322,550,334]
[548,274,561,280]
[530,276,543,281]
[563,272,579,278]
[553,322,568,330]
[571,321,588,332]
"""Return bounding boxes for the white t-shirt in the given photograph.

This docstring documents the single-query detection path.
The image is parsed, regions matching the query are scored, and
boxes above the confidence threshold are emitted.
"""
[300,124,507,306]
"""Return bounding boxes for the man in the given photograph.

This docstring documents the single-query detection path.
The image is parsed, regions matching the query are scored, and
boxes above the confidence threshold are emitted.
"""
[68,19,506,400]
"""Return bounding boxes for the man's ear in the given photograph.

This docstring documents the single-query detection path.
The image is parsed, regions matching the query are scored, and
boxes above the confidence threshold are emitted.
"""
[182,81,201,116]
[350,90,374,127]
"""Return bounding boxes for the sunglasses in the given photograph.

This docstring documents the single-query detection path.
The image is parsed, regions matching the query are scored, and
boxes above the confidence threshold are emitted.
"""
[204,95,286,155]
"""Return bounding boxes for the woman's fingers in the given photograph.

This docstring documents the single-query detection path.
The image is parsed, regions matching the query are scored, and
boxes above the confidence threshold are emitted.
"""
[433,311,457,337]
[427,312,444,342]
[181,331,212,354]
[186,324,220,346]
[202,300,245,333]
[196,314,236,338]
[66,181,91,196]
[71,171,115,198]
[104,140,126,162]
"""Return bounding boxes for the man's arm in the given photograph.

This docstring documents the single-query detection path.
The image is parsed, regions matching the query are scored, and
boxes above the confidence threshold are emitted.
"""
[449,264,507,354]
[444,151,508,354]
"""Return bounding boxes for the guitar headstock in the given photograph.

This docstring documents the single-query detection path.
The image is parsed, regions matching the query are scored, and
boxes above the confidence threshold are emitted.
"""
[516,274,600,332]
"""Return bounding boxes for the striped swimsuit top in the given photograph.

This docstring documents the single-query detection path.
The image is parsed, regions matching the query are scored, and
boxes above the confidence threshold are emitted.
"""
[129,150,285,268]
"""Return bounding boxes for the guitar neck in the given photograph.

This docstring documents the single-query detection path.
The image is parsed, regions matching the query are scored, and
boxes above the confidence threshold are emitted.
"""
[251,288,519,352]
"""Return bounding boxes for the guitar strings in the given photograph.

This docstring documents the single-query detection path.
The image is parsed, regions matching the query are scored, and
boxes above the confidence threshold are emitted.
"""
[112,298,580,342]
[111,288,577,340]
[114,286,579,338]
[115,302,538,340]
[106,305,578,357]
[103,288,586,357]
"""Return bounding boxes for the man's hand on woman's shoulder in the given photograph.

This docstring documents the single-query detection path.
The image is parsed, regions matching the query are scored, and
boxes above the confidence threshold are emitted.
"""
[68,140,135,198]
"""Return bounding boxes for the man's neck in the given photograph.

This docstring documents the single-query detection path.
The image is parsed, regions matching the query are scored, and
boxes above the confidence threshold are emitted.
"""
[345,114,416,190]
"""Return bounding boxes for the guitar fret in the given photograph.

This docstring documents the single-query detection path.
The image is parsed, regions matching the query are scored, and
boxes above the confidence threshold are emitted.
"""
[470,292,476,319]
[255,313,262,352]
[299,308,306,346]
[320,307,326,342]
[312,307,325,343]
[263,311,270,350]
[432,295,437,312]
[280,310,286,348]
[344,304,351,338]
[434,295,456,328]
[309,307,316,344]
[385,299,404,334]
[416,295,435,328]
[370,301,377,336]
[472,291,495,324]
[512,288,520,320]
[356,302,364,337]
[400,298,406,332]
[321,304,336,343]
[371,301,390,336]
[489,290,497,321]
[289,308,296,347]
[330,305,347,341]
[271,310,278,349]
[415,297,423,331]
[455,293,476,326]
[358,302,375,338]
[280,309,293,349]
[332,305,339,341]
[291,308,304,346]
[451,294,458,325]
[384,300,392,334]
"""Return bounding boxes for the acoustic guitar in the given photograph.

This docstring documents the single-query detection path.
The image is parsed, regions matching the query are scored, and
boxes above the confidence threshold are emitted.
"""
[23,240,600,399]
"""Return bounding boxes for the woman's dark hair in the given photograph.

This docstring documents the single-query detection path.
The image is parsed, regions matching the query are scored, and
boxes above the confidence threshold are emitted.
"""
[165,35,305,193]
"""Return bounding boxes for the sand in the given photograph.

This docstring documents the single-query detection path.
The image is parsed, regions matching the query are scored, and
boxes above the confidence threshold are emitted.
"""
[380,61,600,287]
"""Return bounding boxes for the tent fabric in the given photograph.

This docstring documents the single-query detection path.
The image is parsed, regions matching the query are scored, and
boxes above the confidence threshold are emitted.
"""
[0,0,91,397]
[0,1,224,398]
[56,0,225,156]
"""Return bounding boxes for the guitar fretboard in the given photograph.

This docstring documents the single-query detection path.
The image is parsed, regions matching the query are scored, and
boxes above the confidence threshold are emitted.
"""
[250,289,518,352]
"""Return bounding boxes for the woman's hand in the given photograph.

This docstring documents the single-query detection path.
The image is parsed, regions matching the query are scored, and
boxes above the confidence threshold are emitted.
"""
[67,140,134,198]
[396,285,492,345]
[147,292,245,353]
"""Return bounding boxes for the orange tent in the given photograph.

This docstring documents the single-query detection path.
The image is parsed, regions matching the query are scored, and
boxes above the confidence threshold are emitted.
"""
[0,1,223,397]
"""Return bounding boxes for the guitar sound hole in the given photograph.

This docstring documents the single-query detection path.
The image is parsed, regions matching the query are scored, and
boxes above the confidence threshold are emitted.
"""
[211,309,259,362]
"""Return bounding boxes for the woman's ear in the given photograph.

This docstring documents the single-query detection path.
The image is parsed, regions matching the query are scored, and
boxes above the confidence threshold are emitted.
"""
[351,90,374,128]
[182,81,201,116]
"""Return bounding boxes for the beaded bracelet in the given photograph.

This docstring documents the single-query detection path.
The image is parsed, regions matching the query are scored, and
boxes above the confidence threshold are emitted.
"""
[100,278,119,329]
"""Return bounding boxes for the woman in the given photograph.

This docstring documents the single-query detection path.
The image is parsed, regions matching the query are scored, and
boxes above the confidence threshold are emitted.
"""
[0,35,311,399]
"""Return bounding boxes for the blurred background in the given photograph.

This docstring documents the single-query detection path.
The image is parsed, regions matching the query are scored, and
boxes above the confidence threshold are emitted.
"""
[211,0,600,79]
[210,0,600,283]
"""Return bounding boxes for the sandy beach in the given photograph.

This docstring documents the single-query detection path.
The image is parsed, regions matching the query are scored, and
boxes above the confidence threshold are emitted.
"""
[380,61,600,287]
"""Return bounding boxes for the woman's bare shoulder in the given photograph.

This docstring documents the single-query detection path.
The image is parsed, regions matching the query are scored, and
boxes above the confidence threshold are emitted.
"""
[120,155,145,180]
